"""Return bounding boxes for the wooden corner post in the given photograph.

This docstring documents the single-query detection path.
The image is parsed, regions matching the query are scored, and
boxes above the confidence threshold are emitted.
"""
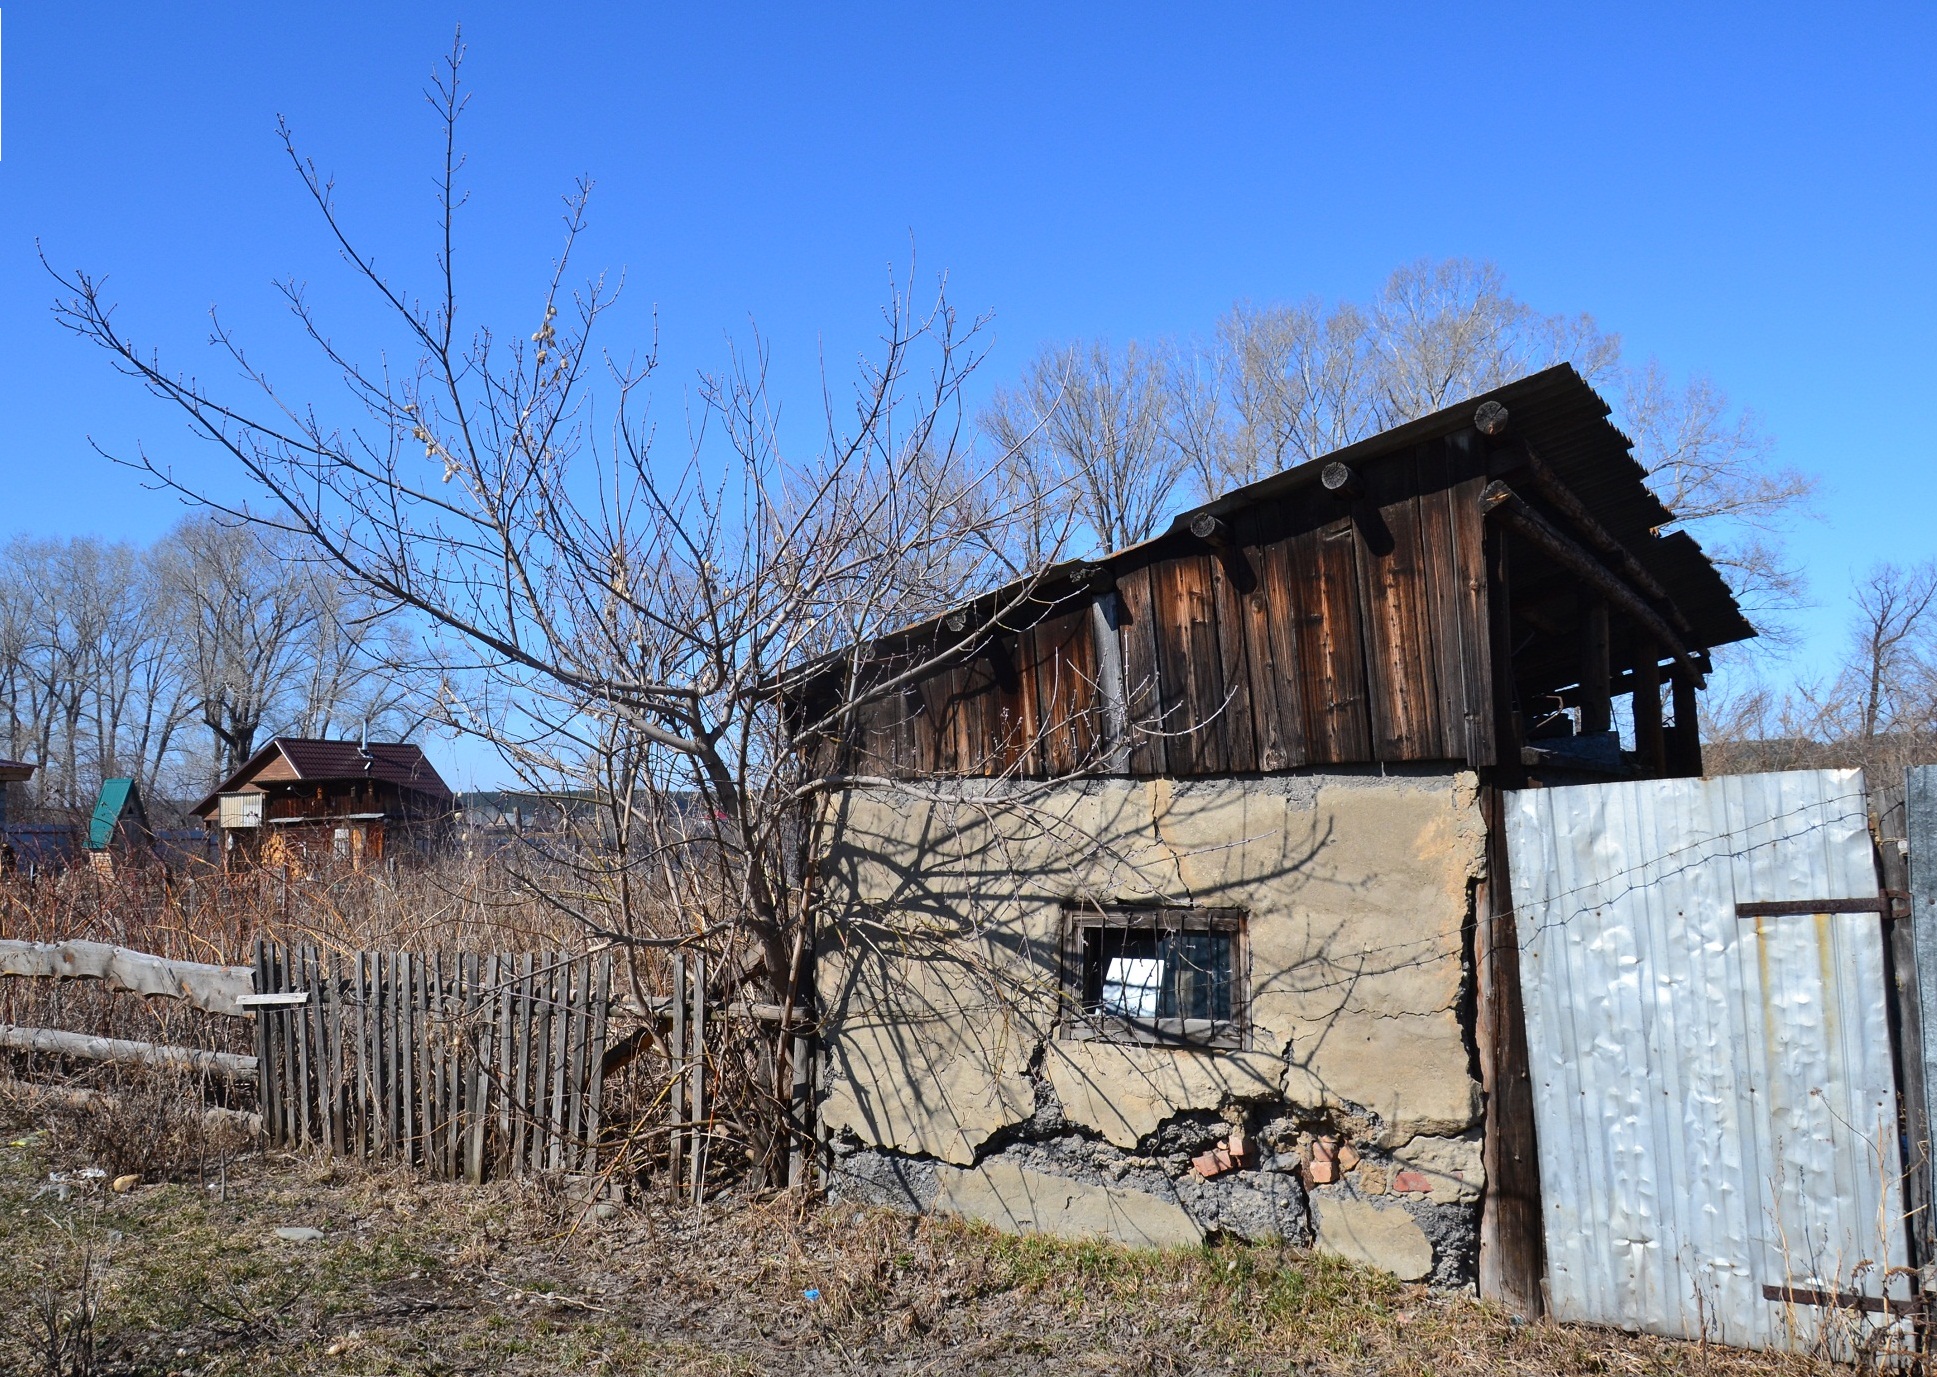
[1475,520,1545,1316]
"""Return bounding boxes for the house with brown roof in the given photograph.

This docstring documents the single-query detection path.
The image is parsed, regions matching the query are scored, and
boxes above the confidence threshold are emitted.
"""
[191,737,454,871]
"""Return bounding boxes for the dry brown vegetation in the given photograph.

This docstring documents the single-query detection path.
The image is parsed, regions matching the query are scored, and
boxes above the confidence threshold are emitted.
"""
[0,856,805,1198]
[0,1096,1848,1377]
[0,858,581,1066]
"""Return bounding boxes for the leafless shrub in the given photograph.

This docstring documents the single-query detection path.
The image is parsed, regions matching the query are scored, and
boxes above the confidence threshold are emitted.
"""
[0,1064,253,1185]
[26,1221,104,1377]
[42,27,1095,1193]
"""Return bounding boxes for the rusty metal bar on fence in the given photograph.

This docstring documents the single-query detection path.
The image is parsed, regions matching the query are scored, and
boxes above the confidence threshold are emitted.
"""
[1735,893,1912,920]
[1761,1283,1920,1317]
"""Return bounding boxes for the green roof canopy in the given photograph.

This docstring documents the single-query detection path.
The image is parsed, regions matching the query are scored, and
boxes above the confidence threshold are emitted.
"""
[86,778,142,851]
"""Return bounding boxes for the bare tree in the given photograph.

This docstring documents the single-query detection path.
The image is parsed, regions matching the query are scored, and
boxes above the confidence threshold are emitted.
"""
[1619,362,1815,621]
[48,37,1051,1037]
[981,340,1192,556]
[1705,560,1937,779]
[999,255,1813,640]
[1168,298,1378,493]
[0,536,202,808]
[1797,560,1937,748]
[153,517,424,777]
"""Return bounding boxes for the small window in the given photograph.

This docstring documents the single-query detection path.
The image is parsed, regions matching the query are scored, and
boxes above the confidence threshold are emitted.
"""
[1060,905,1248,1049]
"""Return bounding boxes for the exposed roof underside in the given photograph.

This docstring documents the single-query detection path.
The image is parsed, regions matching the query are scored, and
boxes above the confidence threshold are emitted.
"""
[0,758,36,783]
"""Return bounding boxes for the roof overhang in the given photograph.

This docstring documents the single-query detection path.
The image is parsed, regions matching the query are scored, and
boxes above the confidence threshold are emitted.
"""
[780,364,1755,711]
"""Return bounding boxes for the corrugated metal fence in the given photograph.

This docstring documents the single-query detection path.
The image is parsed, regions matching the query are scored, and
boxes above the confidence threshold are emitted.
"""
[1506,769,1912,1354]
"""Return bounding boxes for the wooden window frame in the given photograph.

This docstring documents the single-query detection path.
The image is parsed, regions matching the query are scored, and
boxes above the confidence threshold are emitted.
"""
[1057,903,1250,1051]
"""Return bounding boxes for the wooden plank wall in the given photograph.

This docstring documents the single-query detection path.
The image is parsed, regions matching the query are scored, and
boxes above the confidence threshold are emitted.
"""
[253,941,612,1181]
[834,434,1495,778]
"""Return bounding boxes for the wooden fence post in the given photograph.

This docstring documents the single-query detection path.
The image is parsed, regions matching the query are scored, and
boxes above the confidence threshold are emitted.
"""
[583,955,610,1174]
[670,954,686,1198]
[466,954,490,1185]
[690,951,706,1205]
[787,1031,812,1190]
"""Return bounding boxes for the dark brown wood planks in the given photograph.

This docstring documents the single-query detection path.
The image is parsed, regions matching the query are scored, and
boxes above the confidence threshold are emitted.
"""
[1352,449,1447,761]
[1114,564,1168,775]
[1287,509,1374,763]
[1030,608,1099,775]
[1151,554,1231,775]
[1235,520,1311,772]
[1415,436,1495,765]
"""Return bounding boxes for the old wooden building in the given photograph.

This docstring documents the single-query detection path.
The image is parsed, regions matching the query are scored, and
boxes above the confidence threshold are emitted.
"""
[192,737,454,871]
[792,364,1752,1310]
[799,364,1747,786]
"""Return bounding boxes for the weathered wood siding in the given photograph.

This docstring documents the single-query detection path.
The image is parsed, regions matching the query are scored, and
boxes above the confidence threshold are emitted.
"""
[831,433,1496,778]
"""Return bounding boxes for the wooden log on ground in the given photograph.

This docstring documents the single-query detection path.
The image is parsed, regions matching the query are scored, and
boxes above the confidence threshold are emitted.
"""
[0,939,254,1016]
[0,1024,258,1078]
[13,1083,262,1136]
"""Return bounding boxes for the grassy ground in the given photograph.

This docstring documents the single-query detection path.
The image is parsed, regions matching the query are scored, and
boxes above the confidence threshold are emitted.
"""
[0,1115,1856,1376]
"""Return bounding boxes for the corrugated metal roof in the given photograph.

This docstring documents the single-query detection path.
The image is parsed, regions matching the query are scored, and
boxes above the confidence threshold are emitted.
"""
[272,739,452,794]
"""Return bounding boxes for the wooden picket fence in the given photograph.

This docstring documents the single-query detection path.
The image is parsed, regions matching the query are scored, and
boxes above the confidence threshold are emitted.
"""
[251,941,613,1181]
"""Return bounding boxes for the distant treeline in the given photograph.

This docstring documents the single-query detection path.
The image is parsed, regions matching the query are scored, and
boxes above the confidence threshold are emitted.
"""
[0,516,427,812]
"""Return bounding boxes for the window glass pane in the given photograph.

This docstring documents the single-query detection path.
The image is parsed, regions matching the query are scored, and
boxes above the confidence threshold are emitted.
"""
[1162,931,1232,1021]
[1092,928,1162,1017]
[1102,956,1164,1018]
[1077,917,1237,1035]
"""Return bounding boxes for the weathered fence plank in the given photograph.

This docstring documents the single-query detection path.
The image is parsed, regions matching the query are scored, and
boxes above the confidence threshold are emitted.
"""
[691,951,706,1203]
[670,952,686,1193]
[249,942,613,1183]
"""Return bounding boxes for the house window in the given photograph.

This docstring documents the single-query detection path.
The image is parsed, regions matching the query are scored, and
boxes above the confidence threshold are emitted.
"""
[1060,905,1247,1049]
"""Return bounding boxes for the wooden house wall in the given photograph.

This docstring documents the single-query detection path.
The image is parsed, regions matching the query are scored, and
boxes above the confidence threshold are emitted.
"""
[832,432,1498,780]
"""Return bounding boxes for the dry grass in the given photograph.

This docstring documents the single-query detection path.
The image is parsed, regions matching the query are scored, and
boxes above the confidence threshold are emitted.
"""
[0,852,589,968]
[1,1068,256,1186]
[0,860,795,1197]
[0,1102,1848,1377]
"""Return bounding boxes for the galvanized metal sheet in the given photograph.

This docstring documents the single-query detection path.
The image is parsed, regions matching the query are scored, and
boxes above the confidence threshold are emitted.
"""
[1506,769,1909,1352]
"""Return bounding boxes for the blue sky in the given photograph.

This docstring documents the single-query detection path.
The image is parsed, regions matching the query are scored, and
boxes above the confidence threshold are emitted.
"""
[1,4,1932,780]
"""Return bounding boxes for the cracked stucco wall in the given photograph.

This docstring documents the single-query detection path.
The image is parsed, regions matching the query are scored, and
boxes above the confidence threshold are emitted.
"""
[815,770,1488,1176]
